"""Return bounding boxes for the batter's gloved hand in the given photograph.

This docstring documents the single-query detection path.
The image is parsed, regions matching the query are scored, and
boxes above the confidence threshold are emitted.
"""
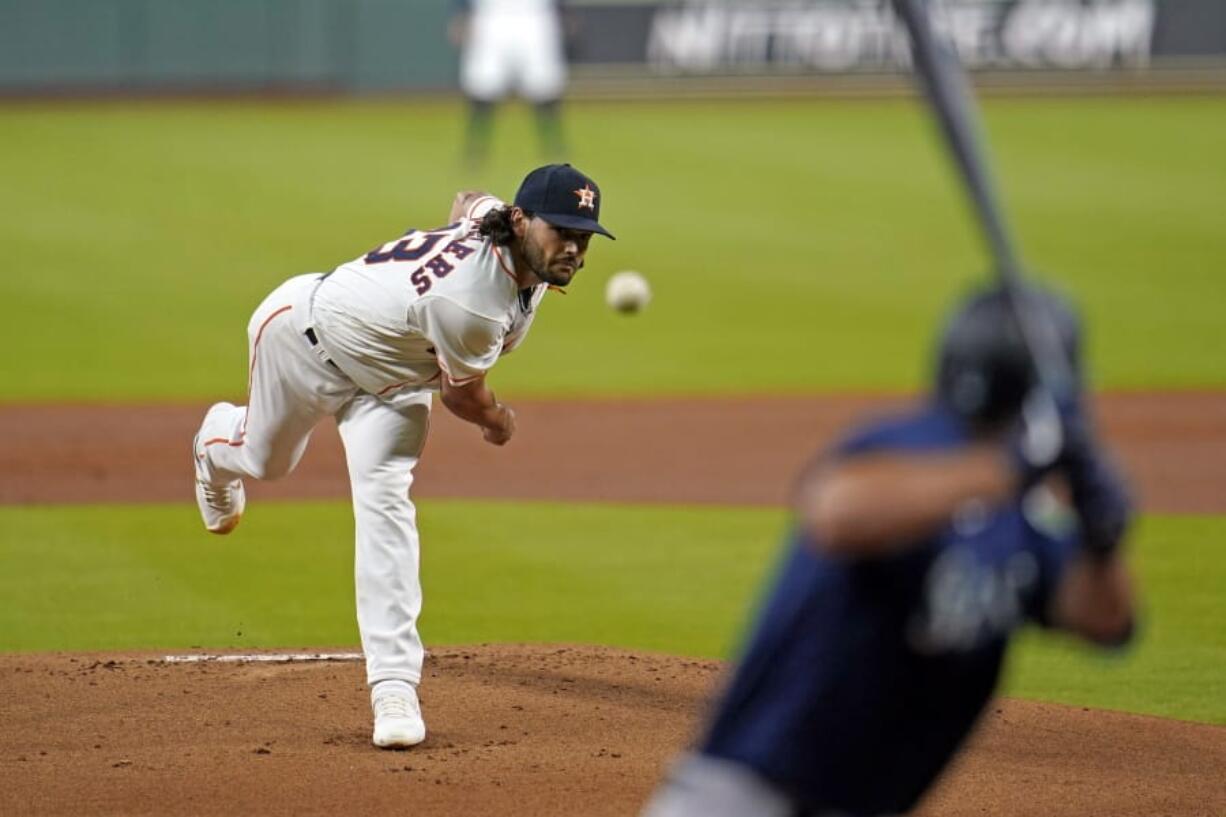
[1007,390,1081,492]
[1061,431,1134,560]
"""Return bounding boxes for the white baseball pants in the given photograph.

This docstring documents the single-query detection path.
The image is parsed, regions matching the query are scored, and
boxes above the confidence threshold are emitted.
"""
[461,10,567,102]
[199,273,432,687]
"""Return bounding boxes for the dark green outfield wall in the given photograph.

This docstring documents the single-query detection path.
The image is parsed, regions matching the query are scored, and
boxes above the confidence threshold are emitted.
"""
[0,0,454,92]
[2,0,1225,94]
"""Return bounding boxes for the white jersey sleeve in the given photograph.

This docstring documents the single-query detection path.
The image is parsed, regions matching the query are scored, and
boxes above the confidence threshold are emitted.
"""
[409,294,506,386]
[464,194,502,222]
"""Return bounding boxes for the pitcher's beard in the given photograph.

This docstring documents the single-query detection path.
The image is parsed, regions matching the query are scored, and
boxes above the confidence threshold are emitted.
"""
[521,236,576,288]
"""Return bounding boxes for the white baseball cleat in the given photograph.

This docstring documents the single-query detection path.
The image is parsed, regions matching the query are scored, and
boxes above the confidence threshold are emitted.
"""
[193,403,246,535]
[371,681,427,749]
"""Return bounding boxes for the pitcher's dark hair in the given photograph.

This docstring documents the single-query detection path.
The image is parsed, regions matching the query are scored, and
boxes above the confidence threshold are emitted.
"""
[478,206,528,247]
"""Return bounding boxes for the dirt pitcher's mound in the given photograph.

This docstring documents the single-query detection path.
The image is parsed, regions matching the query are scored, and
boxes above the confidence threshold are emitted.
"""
[1,645,1223,817]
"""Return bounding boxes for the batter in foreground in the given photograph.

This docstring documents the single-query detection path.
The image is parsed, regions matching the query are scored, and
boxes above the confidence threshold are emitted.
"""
[191,163,613,748]
[643,285,1137,817]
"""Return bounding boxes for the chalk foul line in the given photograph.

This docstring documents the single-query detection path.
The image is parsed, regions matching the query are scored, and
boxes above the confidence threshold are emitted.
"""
[161,652,364,664]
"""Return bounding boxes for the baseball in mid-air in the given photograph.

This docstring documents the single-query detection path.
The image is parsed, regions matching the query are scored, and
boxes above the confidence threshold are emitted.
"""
[605,270,651,314]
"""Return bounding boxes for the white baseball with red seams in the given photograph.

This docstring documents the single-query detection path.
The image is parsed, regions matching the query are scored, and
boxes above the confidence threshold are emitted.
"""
[193,194,534,695]
[606,270,651,314]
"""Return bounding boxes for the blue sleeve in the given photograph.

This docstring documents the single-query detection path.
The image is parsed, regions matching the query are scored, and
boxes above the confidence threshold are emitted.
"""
[831,409,961,459]
[831,425,889,458]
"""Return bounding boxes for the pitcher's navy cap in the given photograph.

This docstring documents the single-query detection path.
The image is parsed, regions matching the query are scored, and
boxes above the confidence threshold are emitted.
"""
[513,164,615,239]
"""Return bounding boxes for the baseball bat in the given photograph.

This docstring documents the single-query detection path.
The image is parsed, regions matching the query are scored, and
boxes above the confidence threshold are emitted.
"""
[890,0,1077,422]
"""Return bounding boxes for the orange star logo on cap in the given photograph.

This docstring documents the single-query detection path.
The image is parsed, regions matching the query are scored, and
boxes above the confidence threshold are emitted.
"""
[574,184,597,211]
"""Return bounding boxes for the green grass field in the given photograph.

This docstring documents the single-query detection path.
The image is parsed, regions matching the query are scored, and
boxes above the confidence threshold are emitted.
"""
[1,97,1223,400]
[1,502,1222,723]
[2,97,1223,727]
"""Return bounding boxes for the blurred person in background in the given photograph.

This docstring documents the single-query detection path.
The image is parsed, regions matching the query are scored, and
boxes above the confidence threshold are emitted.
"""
[449,0,570,167]
[642,284,1137,817]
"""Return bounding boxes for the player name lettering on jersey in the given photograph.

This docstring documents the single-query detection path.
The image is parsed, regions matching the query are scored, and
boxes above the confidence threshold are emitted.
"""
[308,196,544,399]
[906,546,1040,654]
[364,225,486,296]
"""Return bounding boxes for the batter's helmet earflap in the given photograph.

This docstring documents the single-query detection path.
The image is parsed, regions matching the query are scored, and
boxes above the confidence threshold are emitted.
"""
[934,284,1081,428]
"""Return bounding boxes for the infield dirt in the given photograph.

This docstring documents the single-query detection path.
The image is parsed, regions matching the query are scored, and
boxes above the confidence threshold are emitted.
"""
[2,392,1224,511]
[2,392,1224,815]
[2,645,1225,817]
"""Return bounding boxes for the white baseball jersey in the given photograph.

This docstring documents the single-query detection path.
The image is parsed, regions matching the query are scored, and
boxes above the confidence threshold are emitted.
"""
[310,195,546,399]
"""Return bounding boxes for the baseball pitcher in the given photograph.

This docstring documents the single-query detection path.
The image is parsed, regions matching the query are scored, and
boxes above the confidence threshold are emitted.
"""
[192,163,613,748]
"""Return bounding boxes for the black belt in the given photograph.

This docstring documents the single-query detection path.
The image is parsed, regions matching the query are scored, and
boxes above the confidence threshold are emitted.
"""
[304,328,340,369]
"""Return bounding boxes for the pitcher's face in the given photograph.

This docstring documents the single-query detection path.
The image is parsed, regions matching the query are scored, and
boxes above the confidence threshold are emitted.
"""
[518,214,592,287]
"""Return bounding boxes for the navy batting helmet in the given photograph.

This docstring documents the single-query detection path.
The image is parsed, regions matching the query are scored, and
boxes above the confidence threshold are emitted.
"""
[935,284,1081,427]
